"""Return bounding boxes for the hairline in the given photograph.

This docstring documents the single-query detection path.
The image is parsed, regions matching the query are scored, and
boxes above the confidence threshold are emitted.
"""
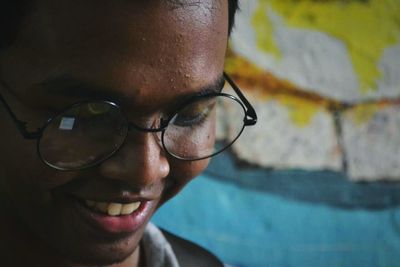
[0,0,239,50]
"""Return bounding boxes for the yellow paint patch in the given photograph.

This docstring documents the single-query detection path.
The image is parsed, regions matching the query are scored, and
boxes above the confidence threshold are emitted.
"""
[277,94,320,127]
[254,0,400,93]
[252,1,282,58]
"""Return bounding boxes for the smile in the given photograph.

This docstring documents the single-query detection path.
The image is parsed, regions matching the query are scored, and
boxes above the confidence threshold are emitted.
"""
[84,200,142,216]
[71,196,153,234]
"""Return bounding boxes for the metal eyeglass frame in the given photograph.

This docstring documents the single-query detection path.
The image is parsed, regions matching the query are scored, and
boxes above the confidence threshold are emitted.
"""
[0,72,257,171]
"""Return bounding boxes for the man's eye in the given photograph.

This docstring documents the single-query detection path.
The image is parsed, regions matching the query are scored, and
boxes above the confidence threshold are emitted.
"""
[87,102,111,115]
[172,100,216,127]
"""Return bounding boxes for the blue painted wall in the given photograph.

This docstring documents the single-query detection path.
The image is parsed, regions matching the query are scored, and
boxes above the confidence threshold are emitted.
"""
[152,154,400,267]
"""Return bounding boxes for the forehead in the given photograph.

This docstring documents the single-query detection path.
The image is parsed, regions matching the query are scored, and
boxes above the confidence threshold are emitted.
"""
[6,0,228,111]
[33,0,226,56]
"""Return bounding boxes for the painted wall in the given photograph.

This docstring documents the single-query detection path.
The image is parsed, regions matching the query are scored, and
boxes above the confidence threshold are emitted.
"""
[153,1,400,266]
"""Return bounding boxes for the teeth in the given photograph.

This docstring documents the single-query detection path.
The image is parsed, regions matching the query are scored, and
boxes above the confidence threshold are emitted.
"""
[121,202,141,215]
[84,200,141,216]
[108,203,122,216]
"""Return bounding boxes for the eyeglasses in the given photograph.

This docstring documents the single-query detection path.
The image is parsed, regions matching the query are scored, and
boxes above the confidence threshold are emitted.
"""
[0,73,257,171]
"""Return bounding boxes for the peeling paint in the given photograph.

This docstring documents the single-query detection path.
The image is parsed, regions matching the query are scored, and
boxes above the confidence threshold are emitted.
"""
[252,1,281,58]
[254,0,400,93]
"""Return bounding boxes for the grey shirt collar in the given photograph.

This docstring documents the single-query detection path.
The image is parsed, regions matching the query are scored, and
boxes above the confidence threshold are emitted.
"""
[141,223,180,267]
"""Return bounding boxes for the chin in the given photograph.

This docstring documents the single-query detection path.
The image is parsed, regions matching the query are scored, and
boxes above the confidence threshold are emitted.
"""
[38,217,144,267]
[54,239,138,266]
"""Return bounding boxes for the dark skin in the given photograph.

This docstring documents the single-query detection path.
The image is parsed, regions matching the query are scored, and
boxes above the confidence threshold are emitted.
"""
[0,0,228,266]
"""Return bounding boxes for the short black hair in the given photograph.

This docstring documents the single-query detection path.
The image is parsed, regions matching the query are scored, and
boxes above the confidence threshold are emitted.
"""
[228,0,239,35]
[0,0,239,50]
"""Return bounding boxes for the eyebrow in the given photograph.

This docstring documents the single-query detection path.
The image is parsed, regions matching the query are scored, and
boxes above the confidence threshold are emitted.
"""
[178,75,225,103]
[33,76,132,103]
[33,74,225,106]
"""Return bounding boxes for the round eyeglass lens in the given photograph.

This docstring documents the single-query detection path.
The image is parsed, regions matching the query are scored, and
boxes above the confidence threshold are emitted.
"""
[38,101,128,170]
[163,94,246,160]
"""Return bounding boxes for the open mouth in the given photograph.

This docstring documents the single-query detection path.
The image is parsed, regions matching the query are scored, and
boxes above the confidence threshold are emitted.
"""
[66,195,152,234]
[52,179,165,235]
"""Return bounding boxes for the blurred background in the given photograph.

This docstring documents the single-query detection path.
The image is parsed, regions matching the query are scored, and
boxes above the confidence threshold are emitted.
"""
[152,1,400,266]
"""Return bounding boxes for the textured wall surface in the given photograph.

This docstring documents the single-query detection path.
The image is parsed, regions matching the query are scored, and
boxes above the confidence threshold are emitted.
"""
[225,0,400,181]
[154,1,400,266]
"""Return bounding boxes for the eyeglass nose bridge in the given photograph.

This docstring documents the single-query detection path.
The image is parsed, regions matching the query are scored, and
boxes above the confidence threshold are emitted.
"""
[123,121,169,157]
[127,120,168,133]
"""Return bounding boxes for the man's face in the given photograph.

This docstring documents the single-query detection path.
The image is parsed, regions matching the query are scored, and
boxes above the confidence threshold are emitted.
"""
[0,0,228,265]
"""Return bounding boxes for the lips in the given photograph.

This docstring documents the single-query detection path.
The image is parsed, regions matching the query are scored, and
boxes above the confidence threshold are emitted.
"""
[53,178,162,235]
[69,194,154,234]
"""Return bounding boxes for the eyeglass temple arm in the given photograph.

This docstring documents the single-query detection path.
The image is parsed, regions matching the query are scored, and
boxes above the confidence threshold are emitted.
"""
[223,72,257,125]
[0,94,42,139]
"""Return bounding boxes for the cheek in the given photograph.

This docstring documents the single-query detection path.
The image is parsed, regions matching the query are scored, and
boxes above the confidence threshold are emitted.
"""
[0,124,50,231]
[172,160,210,183]
[0,121,38,183]
[161,115,216,200]
[0,116,72,201]
[160,158,210,205]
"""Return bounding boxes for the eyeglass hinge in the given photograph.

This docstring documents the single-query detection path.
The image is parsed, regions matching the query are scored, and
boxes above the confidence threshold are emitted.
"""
[244,118,257,126]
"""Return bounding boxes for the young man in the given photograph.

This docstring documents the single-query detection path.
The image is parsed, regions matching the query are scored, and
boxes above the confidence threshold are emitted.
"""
[0,1,256,266]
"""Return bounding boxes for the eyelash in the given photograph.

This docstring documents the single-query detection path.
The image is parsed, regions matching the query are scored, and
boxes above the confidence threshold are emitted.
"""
[174,112,208,127]
[172,102,215,128]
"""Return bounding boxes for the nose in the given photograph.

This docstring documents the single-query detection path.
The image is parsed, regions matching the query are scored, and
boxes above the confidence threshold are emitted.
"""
[98,130,170,187]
